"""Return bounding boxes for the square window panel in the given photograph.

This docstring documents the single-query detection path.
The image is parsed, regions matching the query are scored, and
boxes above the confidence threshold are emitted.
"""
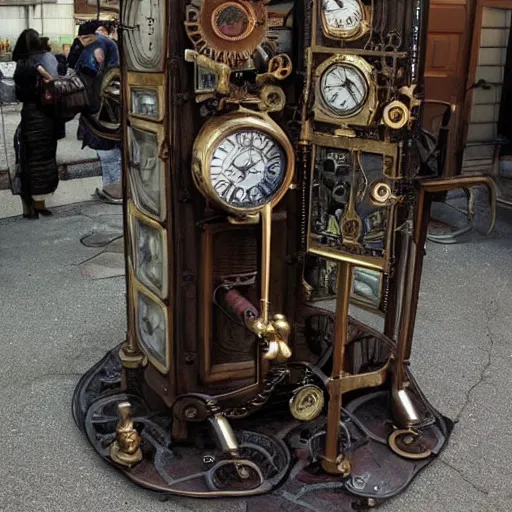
[131,88,160,119]
[129,207,168,298]
[128,126,165,220]
[136,287,169,373]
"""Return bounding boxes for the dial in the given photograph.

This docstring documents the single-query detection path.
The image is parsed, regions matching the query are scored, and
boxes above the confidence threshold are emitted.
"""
[123,0,164,71]
[320,63,368,117]
[322,0,364,35]
[209,130,287,209]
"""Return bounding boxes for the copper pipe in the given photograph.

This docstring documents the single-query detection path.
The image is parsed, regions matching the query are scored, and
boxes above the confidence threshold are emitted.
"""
[322,261,353,474]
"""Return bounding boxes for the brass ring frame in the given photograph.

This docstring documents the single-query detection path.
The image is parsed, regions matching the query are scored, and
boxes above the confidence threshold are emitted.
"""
[191,110,295,216]
[313,54,378,128]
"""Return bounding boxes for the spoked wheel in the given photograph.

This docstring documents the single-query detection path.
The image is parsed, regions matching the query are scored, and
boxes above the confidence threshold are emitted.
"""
[388,429,432,460]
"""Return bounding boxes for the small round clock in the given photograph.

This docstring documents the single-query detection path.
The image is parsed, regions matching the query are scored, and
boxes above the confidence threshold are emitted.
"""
[192,111,294,215]
[123,0,165,71]
[314,54,376,124]
[320,62,368,117]
[320,0,370,41]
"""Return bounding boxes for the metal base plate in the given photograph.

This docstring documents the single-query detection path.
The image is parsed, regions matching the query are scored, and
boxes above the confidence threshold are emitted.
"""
[72,345,452,511]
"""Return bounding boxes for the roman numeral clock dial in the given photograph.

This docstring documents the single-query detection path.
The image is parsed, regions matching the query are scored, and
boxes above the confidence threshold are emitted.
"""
[210,130,286,208]
[192,112,295,215]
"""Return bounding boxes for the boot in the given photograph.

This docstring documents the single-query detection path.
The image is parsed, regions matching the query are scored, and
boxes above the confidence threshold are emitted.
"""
[22,197,38,219]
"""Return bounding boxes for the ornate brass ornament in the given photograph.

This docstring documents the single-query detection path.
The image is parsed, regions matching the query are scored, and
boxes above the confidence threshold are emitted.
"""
[382,100,409,130]
[191,110,294,216]
[184,0,268,68]
[109,402,143,467]
[319,0,371,41]
[314,54,378,128]
[289,384,325,421]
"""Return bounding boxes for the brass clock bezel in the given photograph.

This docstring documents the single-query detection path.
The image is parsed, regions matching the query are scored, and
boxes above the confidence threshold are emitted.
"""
[314,53,378,128]
[320,0,371,41]
[382,100,410,130]
[192,110,295,216]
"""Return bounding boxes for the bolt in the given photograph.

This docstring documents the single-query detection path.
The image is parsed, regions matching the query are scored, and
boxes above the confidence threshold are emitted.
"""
[184,406,198,419]
[202,455,215,465]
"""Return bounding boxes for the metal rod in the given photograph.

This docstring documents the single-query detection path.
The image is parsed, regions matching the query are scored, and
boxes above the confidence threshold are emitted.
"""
[322,261,353,474]
[260,204,272,325]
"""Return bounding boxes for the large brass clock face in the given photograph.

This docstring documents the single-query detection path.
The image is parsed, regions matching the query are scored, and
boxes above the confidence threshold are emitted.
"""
[192,112,295,215]
[123,0,165,71]
[320,62,368,117]
[210,130,287,209]
[321,0,369,40]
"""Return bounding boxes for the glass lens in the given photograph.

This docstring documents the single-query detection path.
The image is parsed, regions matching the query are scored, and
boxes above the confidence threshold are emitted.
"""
[132,216,165,296]
[131,88,159,118]
[137,291,167,369]
[128,128,163,219]
[215,6,249,38]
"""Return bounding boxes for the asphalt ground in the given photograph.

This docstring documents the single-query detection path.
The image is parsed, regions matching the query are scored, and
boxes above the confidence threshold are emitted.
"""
[0,196,511,512]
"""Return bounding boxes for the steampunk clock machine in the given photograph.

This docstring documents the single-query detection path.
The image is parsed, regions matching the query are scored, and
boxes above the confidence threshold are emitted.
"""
[73,0,497,510]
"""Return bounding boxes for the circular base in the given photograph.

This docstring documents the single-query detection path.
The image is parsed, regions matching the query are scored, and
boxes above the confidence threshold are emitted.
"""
[73,343,452,510]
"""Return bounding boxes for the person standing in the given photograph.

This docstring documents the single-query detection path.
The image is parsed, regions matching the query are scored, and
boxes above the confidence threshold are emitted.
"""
[12,28,64,218]
[74,21,122,204]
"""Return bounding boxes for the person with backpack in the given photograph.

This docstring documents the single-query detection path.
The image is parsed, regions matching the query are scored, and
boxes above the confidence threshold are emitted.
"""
[73,21,122,204]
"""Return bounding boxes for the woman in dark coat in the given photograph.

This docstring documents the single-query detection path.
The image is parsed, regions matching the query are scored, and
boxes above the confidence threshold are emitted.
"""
[12,29,63,218]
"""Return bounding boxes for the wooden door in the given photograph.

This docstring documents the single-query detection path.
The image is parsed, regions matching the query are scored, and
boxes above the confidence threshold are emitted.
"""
[423,0,475,176]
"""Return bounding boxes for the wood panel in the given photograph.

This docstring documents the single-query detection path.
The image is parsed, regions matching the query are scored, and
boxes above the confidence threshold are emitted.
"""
[424,0,474,176]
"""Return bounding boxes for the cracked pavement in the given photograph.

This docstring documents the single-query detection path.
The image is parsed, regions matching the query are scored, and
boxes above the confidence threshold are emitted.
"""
[0,197,511,512]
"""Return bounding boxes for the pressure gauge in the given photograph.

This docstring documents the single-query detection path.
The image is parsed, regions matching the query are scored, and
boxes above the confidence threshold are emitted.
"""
[123,0,165,71]
[320,61,368,117]
[320,0,370,41]
[192,111,294,215]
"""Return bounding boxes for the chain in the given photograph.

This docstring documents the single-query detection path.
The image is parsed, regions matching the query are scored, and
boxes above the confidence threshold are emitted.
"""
[223,366,289,419]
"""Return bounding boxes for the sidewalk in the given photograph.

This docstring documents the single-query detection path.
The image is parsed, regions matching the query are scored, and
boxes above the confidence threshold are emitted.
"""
[0,104,102,218]
[0,199,511,511]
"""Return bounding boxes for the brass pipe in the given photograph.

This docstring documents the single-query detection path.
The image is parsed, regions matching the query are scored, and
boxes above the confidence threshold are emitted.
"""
[322,261,353,474]
[260,203,272,325]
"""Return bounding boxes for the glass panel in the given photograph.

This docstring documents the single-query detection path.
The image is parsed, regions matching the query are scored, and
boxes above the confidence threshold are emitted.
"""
[310,147,389,260]
[123,0,165,72]
[128,127,164,219]
[480,28,509,48]
[352,268,381,309]
[478,47,507,66]
[132,216,166,297]
[131,88,159,119]
[475,65,504,84]
[482,7,511,28]
[137,291,167,369]
[467,123,496,142]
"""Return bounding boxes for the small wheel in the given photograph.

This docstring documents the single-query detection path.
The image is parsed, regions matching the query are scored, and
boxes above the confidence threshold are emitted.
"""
[388,429,432,460]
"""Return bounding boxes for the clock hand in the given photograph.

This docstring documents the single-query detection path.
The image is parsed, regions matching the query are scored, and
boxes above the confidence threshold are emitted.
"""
[333,0,344,8]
